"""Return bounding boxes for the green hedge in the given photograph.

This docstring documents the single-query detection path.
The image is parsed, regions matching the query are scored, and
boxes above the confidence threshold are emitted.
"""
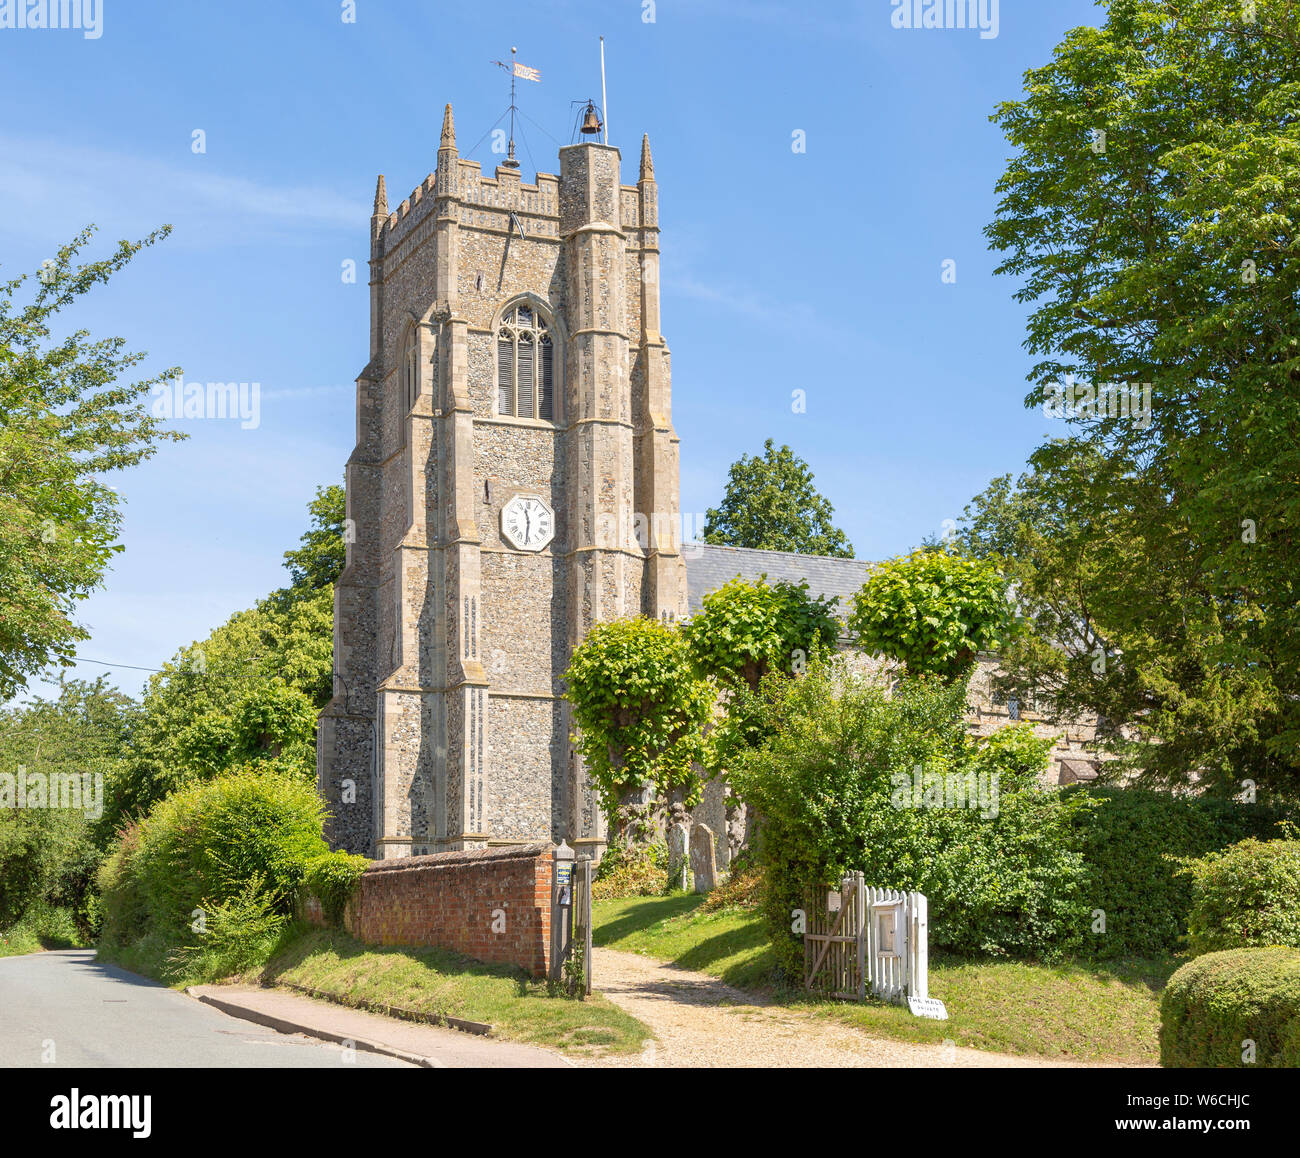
[1160,948,1300,1067]
[1066,787,1287,959]
[733,661,1093,976]
[98,768,328,949]
[302,850,370,926]
[1183,839,1300,955]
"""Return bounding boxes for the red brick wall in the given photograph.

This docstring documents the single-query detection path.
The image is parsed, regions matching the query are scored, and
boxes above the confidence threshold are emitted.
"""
[304,844,554,977]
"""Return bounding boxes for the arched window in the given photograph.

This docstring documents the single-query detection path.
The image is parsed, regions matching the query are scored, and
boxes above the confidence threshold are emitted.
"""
[402,329,419,412]
[497,302,555,421]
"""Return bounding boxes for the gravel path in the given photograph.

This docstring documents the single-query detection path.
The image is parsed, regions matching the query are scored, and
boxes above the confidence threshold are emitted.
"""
[579,947,1088,1069]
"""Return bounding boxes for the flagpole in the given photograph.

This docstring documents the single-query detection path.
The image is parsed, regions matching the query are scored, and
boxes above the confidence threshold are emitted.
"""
[509,45,518,165]
[599,36,608,145]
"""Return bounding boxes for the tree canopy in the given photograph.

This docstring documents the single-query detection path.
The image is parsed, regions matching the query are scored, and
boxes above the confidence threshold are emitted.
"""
[848,549,1011,682]
[976,0,1300,792]
[703,439,854,558]
[563,616,713,835]
[0,227,181,700]
[682,575,842,771]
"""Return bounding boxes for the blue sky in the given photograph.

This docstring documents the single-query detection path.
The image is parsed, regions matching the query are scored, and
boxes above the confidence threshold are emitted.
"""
[0,0,1103,704]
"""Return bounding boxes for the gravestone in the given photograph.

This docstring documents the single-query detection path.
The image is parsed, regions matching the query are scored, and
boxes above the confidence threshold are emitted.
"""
[667,823,690,891]
[689,824,717,894]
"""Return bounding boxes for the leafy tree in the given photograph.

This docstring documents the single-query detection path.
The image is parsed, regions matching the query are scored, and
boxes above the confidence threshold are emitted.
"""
[0,677,137,934]
[704,439,853,557]
[1180,837,1300,955]
[265,483,346,612]
[684,576,841,693]
[0,228,182,700]
[563,617,713,841]
[682,576,840,771]
[958,464,1278,788]
[847,549,1011,682]
[976,0,1300,790]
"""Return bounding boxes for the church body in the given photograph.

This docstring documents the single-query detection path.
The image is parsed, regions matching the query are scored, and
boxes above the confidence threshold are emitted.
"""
[317,106,687,860]
[319,106,1106,863]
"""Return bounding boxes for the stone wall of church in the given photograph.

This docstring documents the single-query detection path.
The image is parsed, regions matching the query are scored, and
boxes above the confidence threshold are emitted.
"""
[485,697,568,842]
[831,649,1111,784]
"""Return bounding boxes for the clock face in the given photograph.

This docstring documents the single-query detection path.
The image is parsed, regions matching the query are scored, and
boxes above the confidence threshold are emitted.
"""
[500,494,554,552]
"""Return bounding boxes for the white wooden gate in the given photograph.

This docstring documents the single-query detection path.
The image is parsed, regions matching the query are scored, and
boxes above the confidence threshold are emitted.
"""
[805,872,946,1018]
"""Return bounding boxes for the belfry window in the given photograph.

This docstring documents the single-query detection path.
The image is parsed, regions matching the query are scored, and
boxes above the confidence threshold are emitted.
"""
[497,303,554,421]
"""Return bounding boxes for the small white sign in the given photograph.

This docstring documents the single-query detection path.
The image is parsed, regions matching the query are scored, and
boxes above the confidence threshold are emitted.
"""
[907,995,948,1021]
[876,911,899,955]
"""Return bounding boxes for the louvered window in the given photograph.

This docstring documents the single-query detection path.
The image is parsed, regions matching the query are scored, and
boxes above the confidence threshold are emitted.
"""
[497,303,556,421]
[497,334,514,414]
[539,334,553,419]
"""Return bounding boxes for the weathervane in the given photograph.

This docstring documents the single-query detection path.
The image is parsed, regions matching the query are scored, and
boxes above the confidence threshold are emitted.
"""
[490,46,541,170]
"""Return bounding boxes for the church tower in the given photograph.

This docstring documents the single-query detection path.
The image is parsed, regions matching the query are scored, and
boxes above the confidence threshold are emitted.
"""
[318,105,687,859]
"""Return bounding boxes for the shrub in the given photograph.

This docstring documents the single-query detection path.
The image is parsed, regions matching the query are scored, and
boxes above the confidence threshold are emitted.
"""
[591,840,668,900]
[564,617,714,834]
[701,859,762,912]
[968,723,1055,791]
[99,768,328,951]
[732,657,1091,978]
[1066,787,1288,958]
[96,821,149,946]
[847,549,1011,681]
[302,849,370,926]
[592,861,669,901]
[0,902,87,954]
[1181,839,1300,956]
[164,879,289,983]
[1160,948,1300,1068]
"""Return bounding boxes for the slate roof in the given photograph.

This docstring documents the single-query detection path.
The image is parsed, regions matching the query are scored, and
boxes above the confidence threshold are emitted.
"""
[682,544,873,615]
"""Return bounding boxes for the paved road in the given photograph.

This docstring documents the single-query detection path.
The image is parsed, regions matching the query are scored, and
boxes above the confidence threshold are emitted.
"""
[0,950,412,1068]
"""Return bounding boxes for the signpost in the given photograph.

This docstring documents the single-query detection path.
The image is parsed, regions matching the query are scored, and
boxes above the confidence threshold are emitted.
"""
[549,841,592,996]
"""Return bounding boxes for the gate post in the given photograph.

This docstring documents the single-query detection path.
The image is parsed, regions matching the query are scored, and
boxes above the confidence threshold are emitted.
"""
[912,891,929,999]
[854,872,866,1001]
[578,855,593,995]
[550,840,575,984]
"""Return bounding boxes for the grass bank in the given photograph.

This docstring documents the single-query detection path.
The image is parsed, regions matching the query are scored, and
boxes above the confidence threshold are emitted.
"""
[594,895,1176,1065]
[249,924,649,1056]
[96,919,651,1058]
[0,905,90,958]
